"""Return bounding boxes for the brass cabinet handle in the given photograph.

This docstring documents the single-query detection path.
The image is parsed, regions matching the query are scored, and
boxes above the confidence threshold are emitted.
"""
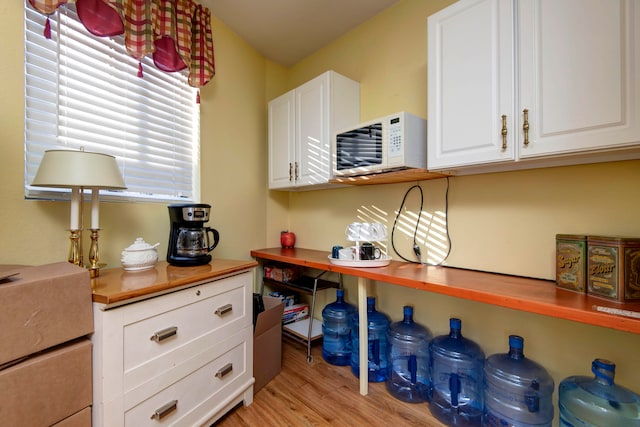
[150,326,178,343]
[523,109,530,145]
[295,161,299,180]
[215,363,233,379]
[214,303,233,316]
[289,162,293,181]
[501,115,508,149]
[150,399,177,420]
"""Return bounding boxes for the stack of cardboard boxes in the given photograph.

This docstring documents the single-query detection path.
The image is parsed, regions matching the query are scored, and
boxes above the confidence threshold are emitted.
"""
[0,263,94,426]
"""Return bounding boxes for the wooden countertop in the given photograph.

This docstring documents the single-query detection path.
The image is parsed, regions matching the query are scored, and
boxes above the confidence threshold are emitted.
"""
[251,247,640,335]
[91,259,257,306]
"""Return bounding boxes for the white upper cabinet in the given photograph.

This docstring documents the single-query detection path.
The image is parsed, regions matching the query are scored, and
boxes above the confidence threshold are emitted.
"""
[518,0,640,158]
[428,0,640,173]
[268,91,296,189]
[268,71,360,190]
[428,0,516,170]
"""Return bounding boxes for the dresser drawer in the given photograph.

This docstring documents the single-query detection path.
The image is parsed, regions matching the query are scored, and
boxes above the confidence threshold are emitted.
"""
[123,275,251,391]
[124,326,251,427]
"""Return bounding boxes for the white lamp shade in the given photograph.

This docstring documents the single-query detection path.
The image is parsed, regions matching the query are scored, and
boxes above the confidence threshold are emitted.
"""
[32,149,126,189]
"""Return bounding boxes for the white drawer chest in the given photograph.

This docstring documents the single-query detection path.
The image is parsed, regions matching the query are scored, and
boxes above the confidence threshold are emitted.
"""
[91,260,257,427]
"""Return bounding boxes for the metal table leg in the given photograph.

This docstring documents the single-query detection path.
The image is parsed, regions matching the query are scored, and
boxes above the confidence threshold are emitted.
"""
[306,270,331,363]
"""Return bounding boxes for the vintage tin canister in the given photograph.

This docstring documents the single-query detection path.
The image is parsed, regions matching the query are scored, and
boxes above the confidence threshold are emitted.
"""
[587,236,640,301]
[556,234,587,292]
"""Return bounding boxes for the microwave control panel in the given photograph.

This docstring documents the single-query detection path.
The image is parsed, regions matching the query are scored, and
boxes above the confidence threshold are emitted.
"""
[388,116,403,156]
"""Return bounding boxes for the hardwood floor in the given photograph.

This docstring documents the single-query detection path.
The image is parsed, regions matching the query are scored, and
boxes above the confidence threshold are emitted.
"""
[215,338,446,426]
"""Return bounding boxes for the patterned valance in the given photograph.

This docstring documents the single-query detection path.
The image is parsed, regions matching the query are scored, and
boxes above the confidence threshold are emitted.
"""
[27,0,215,88]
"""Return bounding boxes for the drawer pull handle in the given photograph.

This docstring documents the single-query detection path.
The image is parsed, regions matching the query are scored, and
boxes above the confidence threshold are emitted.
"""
[215,363,233,379]
[150,399,177,420]
[215,304,233,316]
[150,326,178,342]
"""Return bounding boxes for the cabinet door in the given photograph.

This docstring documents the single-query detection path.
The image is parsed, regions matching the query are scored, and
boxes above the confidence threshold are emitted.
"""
[268,91,296,189]
[428,0,516,170]
[296,73,331,186]
[518,0,640,158]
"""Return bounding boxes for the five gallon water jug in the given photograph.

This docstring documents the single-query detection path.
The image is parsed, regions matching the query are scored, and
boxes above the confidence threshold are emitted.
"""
[351,296,390,382]
[429,318,485,426]
[322,289,356,366]
[483,335,554,427]
[559,358,640,426]
[386,306,432,402]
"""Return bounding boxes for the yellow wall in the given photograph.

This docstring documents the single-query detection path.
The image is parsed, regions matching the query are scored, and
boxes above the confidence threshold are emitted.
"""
[265,0,640,407]
[0,2,268,265]
[2,0,640,419]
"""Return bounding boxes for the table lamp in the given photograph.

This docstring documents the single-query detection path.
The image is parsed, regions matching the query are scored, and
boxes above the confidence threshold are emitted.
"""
[31,148,127,277]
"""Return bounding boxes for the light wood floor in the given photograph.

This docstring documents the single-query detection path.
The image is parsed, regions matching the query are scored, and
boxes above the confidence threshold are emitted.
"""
[214,338,446,426]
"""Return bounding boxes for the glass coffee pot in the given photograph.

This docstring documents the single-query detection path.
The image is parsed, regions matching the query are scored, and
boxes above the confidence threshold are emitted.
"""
[176,227,219,257]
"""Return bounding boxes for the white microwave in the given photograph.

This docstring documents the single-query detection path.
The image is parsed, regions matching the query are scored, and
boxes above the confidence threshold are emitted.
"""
[333,111,427,177]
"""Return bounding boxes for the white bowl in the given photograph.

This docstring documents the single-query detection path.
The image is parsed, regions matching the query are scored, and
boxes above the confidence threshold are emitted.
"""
[121,238,160,271]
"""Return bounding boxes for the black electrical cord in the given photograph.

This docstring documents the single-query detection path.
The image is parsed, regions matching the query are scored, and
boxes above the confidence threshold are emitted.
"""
[391,177,451,265]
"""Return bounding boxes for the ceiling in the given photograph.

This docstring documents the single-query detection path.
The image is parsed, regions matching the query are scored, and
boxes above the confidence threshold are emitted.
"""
[203,0,400,67]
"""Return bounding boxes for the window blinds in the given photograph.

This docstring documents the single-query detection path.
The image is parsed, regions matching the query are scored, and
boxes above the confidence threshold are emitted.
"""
[24,3,200,202]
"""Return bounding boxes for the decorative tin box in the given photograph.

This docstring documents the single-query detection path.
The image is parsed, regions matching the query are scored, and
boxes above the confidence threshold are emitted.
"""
[587,236,640,301]
[556,234,587,292]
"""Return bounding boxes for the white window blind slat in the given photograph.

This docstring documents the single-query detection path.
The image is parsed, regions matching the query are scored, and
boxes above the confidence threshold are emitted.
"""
[24,3,199,203]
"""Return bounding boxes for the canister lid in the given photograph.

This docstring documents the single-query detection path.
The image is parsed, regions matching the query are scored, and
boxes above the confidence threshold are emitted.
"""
[587,235,640,244]
[556,234,587,240]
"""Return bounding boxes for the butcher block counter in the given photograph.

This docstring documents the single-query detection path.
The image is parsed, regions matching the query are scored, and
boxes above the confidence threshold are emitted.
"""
[251,248,640,335]
[91,259,257,307]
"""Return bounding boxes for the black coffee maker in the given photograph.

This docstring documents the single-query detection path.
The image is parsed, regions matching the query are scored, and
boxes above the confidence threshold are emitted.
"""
[167,204,220,266]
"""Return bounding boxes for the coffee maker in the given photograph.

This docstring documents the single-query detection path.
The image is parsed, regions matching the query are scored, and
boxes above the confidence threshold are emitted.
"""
[167,204,220,266]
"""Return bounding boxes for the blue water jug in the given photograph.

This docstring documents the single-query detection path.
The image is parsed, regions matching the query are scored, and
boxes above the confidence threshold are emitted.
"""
[350,296,390,382]
[429,318,485,426]
[559,358,640,427]
[483,335,554,427]
[386,306,432,402]
[322,288,356,366]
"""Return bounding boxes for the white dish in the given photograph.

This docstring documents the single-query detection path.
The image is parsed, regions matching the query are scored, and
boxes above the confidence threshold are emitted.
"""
[328,255,391,268]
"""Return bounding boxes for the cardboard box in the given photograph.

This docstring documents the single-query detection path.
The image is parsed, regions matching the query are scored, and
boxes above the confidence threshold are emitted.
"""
[0,262,93,366]
[53,407,91,427]
[282,303,309,325]
[269,290,300,307]
[253,295,285,392]
[264,265,300,282]
[0,339,92,427]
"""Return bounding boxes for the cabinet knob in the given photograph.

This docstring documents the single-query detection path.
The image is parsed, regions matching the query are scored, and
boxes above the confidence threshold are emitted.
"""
[150,399,177,420]
[289,162,293,181]
[215,363,233,379]
[214,304,233,316]
[523,109,530,146]
[150,326,178,342]
[501,114,508,150]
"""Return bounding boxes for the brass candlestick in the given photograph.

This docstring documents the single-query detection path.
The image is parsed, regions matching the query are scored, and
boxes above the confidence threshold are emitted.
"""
[68,229,82,266]
[88,228,101,277]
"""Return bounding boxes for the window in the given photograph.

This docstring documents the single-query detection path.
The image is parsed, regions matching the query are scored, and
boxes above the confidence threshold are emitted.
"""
[24,3,200,203]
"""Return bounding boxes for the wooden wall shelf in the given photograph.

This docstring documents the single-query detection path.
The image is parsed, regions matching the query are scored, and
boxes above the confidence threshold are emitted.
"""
[329,168,449,185]
[251,247,640,335]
